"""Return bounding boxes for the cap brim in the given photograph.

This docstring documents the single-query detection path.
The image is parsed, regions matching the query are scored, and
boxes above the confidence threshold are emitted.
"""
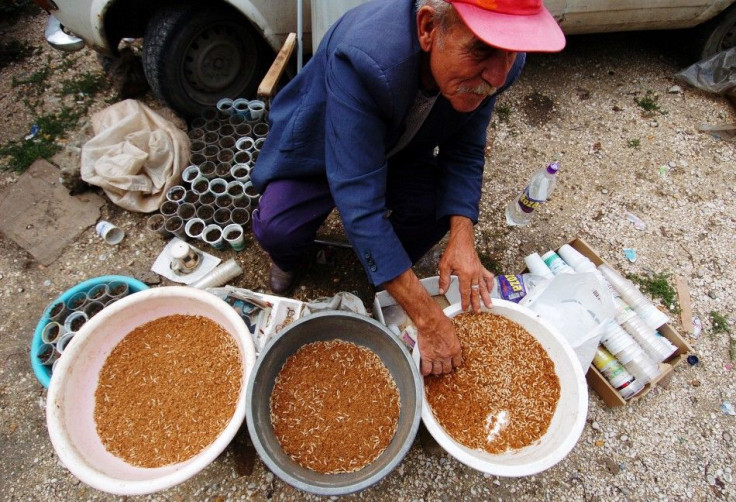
[453,3,566,53]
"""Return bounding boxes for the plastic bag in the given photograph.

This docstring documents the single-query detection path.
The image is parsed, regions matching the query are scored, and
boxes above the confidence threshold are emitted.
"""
[525,272,616,370]
[675,47,736,96]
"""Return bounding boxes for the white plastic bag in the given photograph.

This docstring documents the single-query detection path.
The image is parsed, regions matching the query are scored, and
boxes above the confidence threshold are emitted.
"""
[525,272,616,370]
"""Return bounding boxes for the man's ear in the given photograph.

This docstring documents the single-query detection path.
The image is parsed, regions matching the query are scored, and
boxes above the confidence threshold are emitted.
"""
[416,6,436,52]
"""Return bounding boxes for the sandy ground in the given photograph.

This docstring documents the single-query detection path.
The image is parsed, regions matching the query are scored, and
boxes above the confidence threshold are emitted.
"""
[1,11,735,502]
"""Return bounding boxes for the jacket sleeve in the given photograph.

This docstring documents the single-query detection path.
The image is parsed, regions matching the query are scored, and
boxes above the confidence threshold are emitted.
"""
[323,46,413,286]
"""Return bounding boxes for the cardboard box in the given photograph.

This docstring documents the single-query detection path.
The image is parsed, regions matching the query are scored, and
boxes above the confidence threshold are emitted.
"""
[565,238,693,407]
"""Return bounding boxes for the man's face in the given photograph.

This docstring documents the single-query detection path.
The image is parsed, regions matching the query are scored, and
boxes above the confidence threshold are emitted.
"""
[427,16,517,113]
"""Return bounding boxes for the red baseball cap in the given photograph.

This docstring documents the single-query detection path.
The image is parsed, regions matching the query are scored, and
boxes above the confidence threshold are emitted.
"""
[445,0,566,52]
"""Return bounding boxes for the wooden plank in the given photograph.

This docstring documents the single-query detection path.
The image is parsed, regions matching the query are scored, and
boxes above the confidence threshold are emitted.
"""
[676,275,693,334]
[257,33,297,100]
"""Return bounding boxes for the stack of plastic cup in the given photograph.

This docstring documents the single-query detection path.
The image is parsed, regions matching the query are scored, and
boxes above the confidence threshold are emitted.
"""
[615,297,677,362]
[600,320,660,385]
[598,264,670,330]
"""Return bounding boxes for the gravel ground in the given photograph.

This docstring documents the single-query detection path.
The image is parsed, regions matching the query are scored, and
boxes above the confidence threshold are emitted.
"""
[1,11,735,502]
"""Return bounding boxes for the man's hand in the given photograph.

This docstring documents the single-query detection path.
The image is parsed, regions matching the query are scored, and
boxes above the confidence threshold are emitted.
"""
[438,216,494,312]
[384,269,463,376]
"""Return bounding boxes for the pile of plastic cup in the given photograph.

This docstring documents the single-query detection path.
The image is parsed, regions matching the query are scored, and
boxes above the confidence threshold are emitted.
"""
[598,264,669,329]
[617,305,677,362]
[600,320,660,385]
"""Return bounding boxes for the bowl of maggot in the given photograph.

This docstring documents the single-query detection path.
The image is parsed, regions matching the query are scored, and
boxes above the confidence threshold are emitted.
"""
[246,311,422,496]
[413,299,588,477]
[46,286,256,495]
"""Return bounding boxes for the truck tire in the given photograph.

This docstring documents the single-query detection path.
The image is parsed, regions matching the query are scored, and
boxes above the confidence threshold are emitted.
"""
[143,2,271,118]
[697,3,736,60]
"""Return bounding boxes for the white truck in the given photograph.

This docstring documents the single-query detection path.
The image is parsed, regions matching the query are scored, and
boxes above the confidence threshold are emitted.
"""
[33,0,736,119]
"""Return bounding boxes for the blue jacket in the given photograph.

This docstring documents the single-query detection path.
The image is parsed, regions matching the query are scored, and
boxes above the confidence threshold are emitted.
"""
[252,0,525,285]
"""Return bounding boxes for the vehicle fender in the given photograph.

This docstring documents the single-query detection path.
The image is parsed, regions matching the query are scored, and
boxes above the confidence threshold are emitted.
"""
[227,0,288,52]
[692,0,736,24]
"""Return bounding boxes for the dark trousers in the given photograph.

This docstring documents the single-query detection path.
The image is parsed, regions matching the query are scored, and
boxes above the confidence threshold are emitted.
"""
[252,163,450,277]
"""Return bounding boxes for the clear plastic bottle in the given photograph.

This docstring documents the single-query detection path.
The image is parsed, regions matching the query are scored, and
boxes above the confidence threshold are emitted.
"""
[505,161,560,226]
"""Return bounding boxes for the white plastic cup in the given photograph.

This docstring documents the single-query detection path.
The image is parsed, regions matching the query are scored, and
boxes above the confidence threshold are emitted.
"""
[63,311,88,333]
[231,163,251,182]
[182,165,201,184]
[227,181,245,199]
[633,303,670,331]
[159,200,180,218]
[190,258,243,288]
[209,178,228,195]
[166,185,187,203]
[216,98,234,115]
[230,207,250,225]
[524,253,554,280]
[623,352,660,385]
[247,100,266,121]
[196,204,216,224]
[235,137,255,152]
[37,343,58,366]
[185,218,207,240]
[214,207,232,226]
[223,224,245,251]
[621,315,673,362]
[190,177,211,196]
[233,98,250,118]
[202,224,225,249]
[56,332,76,354]
[105,280,130,301]
[95,221,124,245]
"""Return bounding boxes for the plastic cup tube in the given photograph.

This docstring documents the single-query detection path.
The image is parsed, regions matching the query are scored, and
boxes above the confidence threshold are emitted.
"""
[232,196,250,209]
[235,136,255,152]
[86,283,108,303]
[198,192,217,207]
[216,97,234,115]
[63,311,88,333]
[247,100,266,121]
[95,220,125,245]
[217,148,234,165]
[223,224,245,251]
[66,291,88,311]
[185,218,206,240]
[176,202,197,220]
[166,185,187,203]
[190,139,206,154]
[160,200,180,217]
[190,153,207,166]
[105,280,129,301]
[219,124,235,139]
[191,177,211,196]
[38,343,58,366]
[203,131,219,144]
[233,151,251,166]
[204,120,220,133]
[146,213,172,238]
[621,316,671,362]
[215,194,233,209]
[227,181,245,199]
[203,144,219,160]
[231,163,250,181]
[229,114,245,126]
[164,215,186,238]
[623,353,659,385]
[243,181,260,200]
[182,165,201,184]
[209,178,228,195]
[42,322,64,345]
[199,161,217,180]
[191,116,207,129]
[48,300,70,324]
[253,122,269,138]
[82,300,105,319]
[188,126,204,141]
[231,207,250,225]
[203,224,225,249]
[56,332,75,354]
[190,258,243,289]
[215,162,232,178]
[202,108,218,121]
[235,123,252,138]
[633,303,670,331]
[214,207,232,226]
[196,204,215,224]
[233,98,250,117]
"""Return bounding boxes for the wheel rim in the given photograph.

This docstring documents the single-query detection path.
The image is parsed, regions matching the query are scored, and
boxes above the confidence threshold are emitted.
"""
[182,22,258,106]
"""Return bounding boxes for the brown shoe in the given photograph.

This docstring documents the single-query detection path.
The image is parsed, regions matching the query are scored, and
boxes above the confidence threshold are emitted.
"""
[269,263,296,294]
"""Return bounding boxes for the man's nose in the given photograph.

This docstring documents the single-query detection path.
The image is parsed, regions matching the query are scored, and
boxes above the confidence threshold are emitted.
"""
[481,52,516,89]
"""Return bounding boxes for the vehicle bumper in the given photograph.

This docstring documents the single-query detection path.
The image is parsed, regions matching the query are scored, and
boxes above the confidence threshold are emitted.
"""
[45,14,84,52]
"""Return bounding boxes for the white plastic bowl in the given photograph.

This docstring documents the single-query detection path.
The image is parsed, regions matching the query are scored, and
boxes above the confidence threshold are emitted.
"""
[46,286,256,496]
[413,300,588,477]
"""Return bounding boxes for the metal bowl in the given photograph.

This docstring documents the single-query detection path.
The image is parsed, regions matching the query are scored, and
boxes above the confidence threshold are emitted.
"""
[246,311,422,496]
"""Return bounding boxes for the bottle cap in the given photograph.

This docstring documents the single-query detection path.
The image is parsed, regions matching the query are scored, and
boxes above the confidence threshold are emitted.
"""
[546,161,560,174]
